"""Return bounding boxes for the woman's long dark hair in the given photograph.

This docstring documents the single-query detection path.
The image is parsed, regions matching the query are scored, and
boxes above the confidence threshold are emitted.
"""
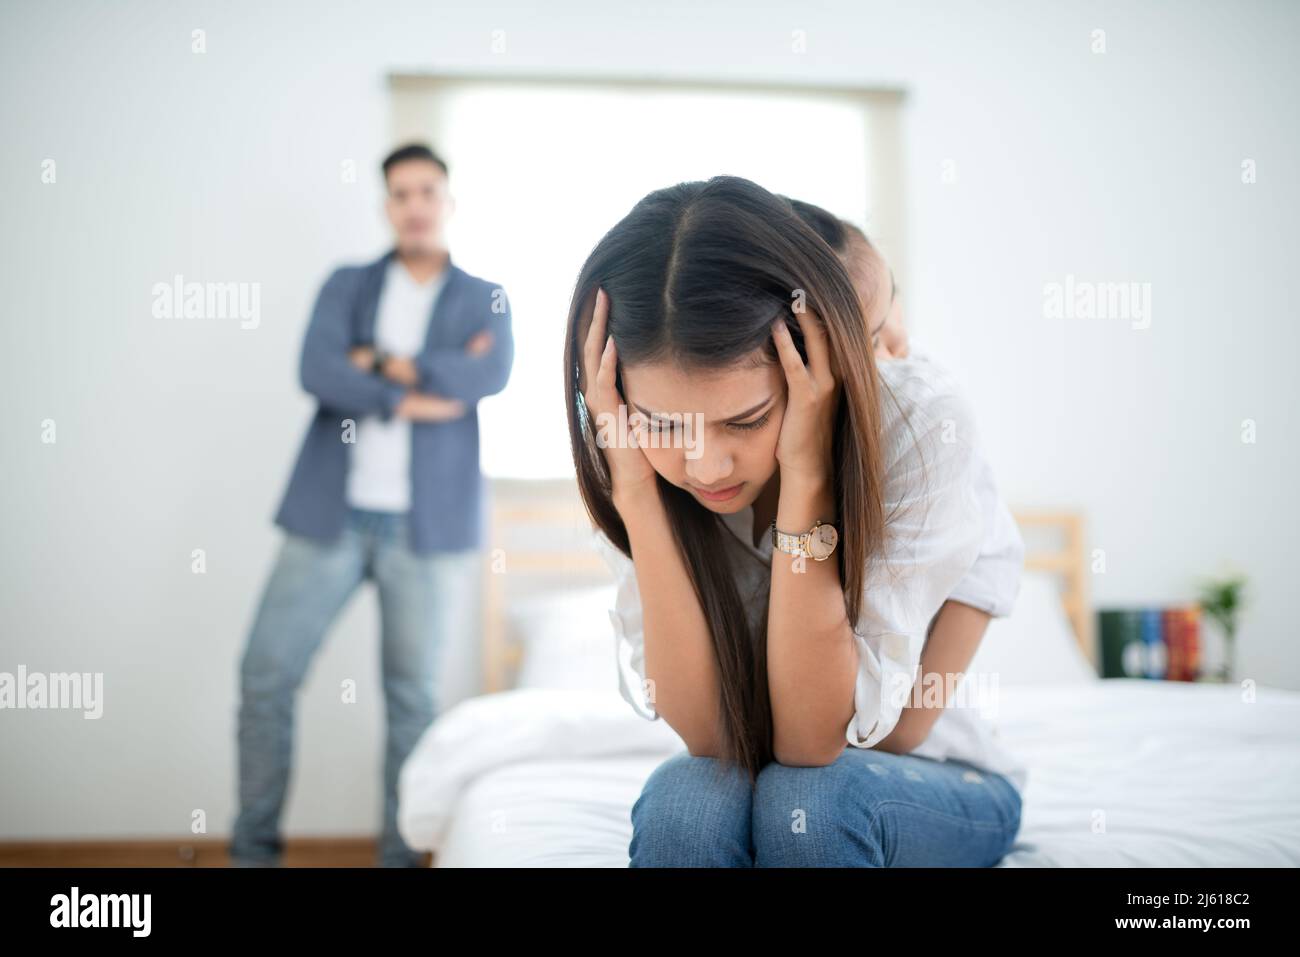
[563,176,887,783]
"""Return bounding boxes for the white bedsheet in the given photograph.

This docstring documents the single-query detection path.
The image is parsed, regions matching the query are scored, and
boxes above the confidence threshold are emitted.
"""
[398,679,1300,867]
[397,688,681,866]
[994,678,1300,866]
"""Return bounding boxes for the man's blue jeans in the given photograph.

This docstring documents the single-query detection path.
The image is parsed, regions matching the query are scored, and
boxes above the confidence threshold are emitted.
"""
[629,747,1022,867]
[231,508,480,867]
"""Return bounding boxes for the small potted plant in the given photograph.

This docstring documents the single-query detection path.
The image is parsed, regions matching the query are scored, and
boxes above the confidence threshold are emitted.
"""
[1197,574,1247,683]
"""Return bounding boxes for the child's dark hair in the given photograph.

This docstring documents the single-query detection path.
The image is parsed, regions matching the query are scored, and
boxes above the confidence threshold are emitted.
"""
[782,197,871,256]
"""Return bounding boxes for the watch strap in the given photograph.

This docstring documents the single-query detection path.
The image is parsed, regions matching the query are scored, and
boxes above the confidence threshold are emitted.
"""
[771,521,804,557]
[770,519,838,561]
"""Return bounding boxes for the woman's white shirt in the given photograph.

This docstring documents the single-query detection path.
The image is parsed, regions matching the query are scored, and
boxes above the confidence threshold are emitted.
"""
[591,354,1029,795]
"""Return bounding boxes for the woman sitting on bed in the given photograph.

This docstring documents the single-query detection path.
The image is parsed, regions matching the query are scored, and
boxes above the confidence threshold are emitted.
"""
[565,175,1027,867]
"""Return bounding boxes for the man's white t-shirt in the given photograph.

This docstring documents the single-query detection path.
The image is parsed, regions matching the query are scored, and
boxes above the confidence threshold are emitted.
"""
[346,258,450,513]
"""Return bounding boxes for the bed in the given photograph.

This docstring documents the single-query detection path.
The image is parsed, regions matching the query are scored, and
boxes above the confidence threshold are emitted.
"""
[397,480,1300,866]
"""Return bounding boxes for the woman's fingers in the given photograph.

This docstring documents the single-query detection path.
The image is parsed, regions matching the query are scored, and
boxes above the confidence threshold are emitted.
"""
[772,316,811,393]
[593,333,648,457]
[583,288,637,449]
[594,332,617,407]
[574,286,657,495]
[793,307,833,386]
[580,286,608,398]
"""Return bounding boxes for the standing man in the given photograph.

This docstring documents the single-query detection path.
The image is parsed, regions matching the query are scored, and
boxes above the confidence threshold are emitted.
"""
[232,143,513,867]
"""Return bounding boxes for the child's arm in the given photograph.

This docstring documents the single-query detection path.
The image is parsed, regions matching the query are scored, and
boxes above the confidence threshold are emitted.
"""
[875,458,1023,753]
[874,600,991,753]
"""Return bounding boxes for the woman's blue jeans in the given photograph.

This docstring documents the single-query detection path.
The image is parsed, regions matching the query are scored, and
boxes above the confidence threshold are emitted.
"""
[230,508,480,868]
[630,746,1022,867]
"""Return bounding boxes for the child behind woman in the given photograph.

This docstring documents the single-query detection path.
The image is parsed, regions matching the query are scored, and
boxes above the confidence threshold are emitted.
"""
[787,198,1026,751]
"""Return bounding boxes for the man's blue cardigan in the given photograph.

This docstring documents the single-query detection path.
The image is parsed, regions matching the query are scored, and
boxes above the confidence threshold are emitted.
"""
[273,247,513,554]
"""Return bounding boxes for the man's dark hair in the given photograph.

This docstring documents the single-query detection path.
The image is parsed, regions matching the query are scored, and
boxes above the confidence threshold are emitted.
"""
[382,142,449,182]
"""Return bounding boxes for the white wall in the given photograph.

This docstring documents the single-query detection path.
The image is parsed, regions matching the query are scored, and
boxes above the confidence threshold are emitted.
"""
[1,0,1296,838]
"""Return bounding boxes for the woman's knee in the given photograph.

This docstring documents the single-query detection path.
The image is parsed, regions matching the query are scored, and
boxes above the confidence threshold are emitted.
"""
[995,778,1023,862]
[755,752,1024,867]
[629,751,754,867]
[752,754,887,867]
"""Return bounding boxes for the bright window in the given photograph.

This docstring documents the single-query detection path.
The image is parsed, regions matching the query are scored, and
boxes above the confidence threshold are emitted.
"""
[392,77,901,478]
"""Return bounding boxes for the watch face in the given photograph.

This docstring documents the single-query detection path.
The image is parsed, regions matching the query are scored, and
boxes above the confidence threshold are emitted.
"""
[808,523,838,560]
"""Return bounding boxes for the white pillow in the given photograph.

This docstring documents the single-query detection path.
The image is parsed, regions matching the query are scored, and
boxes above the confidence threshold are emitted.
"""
[509,584,619,692]
[965,571,1097,685]
[507,572,1094,695]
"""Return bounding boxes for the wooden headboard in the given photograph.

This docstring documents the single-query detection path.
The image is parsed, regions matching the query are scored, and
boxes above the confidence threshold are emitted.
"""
[480,479,1094,692]
[480,478,612,693]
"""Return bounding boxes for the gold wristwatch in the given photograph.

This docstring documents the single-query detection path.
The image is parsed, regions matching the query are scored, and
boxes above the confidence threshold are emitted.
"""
[770,519,839,561]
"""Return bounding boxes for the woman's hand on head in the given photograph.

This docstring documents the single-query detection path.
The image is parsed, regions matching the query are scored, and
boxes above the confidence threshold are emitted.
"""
[771,309,840,488]
[580,287,658,504]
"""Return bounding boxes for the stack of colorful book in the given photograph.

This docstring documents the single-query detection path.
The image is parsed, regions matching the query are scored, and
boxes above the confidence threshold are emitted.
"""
[1097,606,1202,680]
